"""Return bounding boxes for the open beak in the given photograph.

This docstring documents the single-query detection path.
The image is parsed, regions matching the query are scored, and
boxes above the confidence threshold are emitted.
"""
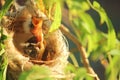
[31,17,43,42]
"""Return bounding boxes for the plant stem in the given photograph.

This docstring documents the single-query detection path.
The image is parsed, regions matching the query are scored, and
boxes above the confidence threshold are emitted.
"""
[60,24,100,80]
[69,53,79,67]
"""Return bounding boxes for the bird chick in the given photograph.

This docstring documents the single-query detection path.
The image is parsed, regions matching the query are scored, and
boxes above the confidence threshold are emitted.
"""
[30,16,46,60]
[31,17,43,42]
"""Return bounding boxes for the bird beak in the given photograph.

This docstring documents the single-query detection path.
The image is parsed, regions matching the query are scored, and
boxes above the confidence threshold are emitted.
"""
[31,17,43,42]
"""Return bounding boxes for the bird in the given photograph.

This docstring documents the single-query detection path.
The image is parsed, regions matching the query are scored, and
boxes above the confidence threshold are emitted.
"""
[30,16,46,60]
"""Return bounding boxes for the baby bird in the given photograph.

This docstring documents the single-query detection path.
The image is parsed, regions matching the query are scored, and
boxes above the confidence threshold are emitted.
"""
[31,16,45,60]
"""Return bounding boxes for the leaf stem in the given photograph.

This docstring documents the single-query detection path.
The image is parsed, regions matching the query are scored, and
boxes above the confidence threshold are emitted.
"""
[69,53,79,67]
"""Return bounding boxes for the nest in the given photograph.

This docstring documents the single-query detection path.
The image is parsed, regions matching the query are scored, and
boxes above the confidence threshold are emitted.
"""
[1,1,69,80]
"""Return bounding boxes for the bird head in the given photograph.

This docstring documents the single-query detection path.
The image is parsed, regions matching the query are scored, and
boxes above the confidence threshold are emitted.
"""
[31,17,43,42]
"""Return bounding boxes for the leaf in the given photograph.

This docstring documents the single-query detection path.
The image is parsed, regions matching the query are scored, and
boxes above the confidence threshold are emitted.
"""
[66,0,90,12]
[87,35,96,54]
[0,1,13,80]
[0,44,5,56]
[72,12,97,54]
[106,17,116,50]
[89,1,116,50]
[65,63,93,80]
[69,53,79,67]
[19,65,53,80]
[0,57,8,80]
[106,55,120,80]
[109,49,120,56]
[79,12,96,34]
[93,1,106,24]
[0,34,7,41]
[93,1,100,8]
[49,2,61,32]
[0,0,13,21]
[43,0,56,10]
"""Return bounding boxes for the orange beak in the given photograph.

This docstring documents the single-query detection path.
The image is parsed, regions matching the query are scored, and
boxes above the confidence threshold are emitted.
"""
[31,17,43,42]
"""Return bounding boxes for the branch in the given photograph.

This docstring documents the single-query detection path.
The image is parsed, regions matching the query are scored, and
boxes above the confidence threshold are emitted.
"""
[60,24,100,80]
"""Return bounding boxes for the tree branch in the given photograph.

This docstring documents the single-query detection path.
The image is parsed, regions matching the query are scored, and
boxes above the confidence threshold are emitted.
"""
[60,24,100,80]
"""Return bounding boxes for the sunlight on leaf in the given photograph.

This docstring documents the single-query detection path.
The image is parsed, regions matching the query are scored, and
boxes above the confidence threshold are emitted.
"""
[43,0,56,10]
[0,44,5,56]
[79,12,96,34]
[49,2,61,32]
[93,1,106,24]
[106,55,120,80]
[88,0,117,50]
[106,17,116,50]
[109,49,120,56]
[93,1,100,8]
[66,0,90,12]
[0,57,8,80]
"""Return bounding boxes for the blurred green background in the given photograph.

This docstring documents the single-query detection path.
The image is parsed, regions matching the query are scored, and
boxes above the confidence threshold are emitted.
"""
[94,0,120,39]
[62,0,120,80]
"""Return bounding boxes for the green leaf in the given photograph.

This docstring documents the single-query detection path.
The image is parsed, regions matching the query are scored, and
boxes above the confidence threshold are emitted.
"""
[19,66,53,80]
[0,1,13,80]
[106,17,116,50]
[87,35,97,54]
[106,55,120,80]
[72,12,97,54]
[109,49,120,56]
[93,1,106,24]
[49,2,61,32]
[0,34,7,41]
[78,12,96,34]
[65,64,94,80]
[43,0,59,19]
[0,57,8,80]
[43,0,56,10]
[0,0,13,21]
[66,0,90,12]
[88,1,116,50]
[0,44,5,56]
[93,1,100,8]
[69,53,79,67]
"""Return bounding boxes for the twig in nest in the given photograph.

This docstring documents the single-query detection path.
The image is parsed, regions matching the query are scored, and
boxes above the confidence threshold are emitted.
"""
[60,24,100,80]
